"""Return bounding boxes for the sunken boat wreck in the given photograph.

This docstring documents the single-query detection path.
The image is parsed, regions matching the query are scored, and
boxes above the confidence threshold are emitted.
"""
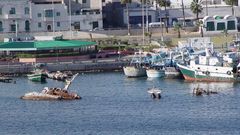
[21,73,80,100]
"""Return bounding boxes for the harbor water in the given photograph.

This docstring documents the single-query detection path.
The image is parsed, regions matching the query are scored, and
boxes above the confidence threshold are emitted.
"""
[0,72,240,135]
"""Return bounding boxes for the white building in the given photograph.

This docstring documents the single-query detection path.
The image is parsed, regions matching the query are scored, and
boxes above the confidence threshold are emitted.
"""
[31,0,69,32]
[0,0,32,33]
[0,0,103,33]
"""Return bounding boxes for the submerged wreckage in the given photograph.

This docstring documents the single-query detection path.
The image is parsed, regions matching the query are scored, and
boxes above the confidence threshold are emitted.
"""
[21,73,81,100]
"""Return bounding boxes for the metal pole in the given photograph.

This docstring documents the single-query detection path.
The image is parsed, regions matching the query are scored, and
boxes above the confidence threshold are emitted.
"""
[146,2,149,33]
[181,0,186,27]
[52,0,55,35]
[206,0,208,16]
[69,0,72,39]
[15,20,18,38]
[142,0,145,45]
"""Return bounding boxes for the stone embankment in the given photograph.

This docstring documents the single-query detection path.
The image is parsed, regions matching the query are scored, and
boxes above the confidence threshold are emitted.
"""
[0,60,128,74]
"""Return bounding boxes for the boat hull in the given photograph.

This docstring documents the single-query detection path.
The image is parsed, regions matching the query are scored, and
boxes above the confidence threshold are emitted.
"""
[146,69,165,78]
[164,67,182,79]
[177,64,235,82]
[27,73,46,82]
[20,92,62,100]
[123,66,146,77]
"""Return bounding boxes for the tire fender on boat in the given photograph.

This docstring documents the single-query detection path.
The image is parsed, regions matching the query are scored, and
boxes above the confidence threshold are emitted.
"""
[227,71,231,75]
[206,71,210,75]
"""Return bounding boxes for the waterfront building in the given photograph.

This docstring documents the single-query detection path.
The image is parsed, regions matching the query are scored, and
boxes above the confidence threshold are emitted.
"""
[0,36,97,63]
[200,15,238,34]
[0,0,103,34]
[0,0,32,33]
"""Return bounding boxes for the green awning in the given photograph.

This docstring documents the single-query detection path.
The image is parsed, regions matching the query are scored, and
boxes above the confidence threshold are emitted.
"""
[0,40,96,51]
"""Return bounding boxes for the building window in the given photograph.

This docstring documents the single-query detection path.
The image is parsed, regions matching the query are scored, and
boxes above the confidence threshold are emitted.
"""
[45,9,53,17]
[9,8,16,14]
[38,22,42,28]
[0,21,3,31]
[0,8,2,15]
[206,22,215,31]
[25,20,30,31]
[57,22,60,27]
[82,0,87,3]
[56,12,61,16]
[10,24,16,32]
[37,13,42,17]
[217,22,225,31]
[227,21,236,30]
[25,7,30,15]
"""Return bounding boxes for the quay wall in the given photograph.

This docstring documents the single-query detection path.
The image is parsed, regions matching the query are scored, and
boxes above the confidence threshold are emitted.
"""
[0,61,128,74]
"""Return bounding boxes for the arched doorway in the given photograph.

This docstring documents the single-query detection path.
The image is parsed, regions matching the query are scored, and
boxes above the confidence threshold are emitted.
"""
[47,25,52,31]
[25,20,30,31]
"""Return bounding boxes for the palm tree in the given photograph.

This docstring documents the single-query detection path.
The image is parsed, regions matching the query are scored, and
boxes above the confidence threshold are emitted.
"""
[225,0,237,16]
[121,0,132,35]
[156,0,171,33]
[190,0,203,20]
[173,22,182,38]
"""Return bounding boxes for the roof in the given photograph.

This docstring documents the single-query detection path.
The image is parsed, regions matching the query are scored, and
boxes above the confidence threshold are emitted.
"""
[0,40,96,51]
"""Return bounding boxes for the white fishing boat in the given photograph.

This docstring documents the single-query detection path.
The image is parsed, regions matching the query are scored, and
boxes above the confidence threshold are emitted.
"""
[146,66,165,78]
[123,51,150,77]
[177,48,239,82]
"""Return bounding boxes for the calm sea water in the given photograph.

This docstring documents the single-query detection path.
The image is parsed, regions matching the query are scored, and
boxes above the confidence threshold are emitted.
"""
[0,72,240,135]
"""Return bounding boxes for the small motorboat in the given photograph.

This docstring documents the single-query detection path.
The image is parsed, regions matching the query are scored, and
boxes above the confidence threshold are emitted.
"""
[147,87,162,99]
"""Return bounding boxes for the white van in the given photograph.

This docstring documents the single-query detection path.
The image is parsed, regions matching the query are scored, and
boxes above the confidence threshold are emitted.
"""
[149,22,164,28]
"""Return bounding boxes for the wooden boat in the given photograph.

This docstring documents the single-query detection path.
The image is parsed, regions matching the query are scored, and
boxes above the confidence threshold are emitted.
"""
[27,69,47,82]
[21,73,80,100]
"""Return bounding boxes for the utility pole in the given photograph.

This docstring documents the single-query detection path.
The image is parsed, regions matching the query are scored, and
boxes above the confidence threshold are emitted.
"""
[181,0,186,27]
[69,0,72,39]
[15,20,18,38]
[142,0,145,45]
[146,1,149,33]
[52,0,55,35]
[206,0,208,16]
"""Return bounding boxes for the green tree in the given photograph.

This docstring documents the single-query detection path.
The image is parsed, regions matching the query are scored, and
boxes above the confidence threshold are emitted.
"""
[190,0,203,20]
[173,22,182,38]
[156,0,171,33]
[121,0,132,35]
[225,0,238,15]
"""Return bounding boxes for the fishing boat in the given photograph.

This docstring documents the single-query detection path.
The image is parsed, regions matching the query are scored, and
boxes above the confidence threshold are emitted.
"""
[146,66,165,78]
[164,66,182,79]
[21,73,81,100]
[177,48,239,82]
[27,69,47,82]
[123,51,150,77]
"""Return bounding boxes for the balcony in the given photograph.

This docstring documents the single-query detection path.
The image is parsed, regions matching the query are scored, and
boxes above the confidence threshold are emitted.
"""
[5,14,24,19]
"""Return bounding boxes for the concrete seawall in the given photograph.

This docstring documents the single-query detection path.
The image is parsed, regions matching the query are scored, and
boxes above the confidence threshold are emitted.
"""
[0,61,128,74]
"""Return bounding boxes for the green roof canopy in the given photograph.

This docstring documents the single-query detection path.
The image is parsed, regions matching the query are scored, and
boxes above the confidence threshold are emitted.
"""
[0,40,96,51]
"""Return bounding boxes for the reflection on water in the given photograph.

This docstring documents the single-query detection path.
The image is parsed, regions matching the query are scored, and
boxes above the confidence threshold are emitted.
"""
[187,82,235,93]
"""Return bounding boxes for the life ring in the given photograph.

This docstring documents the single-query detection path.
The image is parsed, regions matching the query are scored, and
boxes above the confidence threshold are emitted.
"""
[206,71,210,75]
[227,71,231,75]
